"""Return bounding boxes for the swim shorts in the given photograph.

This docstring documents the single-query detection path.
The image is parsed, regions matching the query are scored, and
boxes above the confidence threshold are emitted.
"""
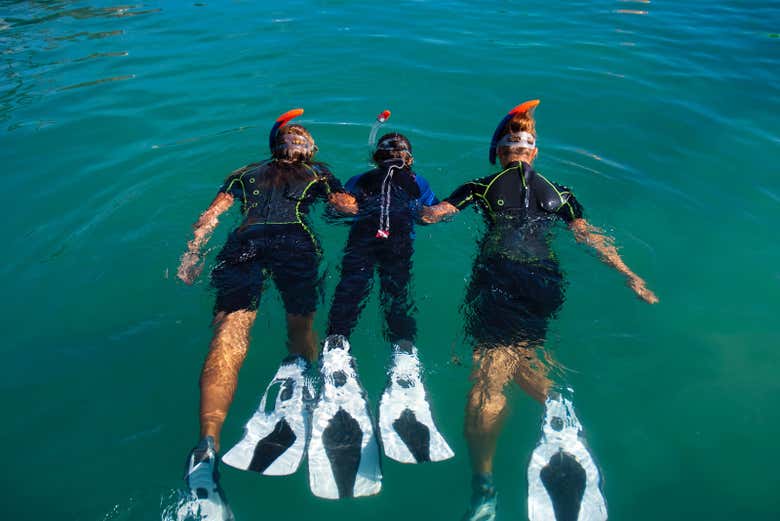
[211,225,322,316]
[464,254,564,348]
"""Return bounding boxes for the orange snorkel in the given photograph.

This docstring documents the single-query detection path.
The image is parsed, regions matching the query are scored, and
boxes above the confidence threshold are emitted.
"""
[269,108,304,151]
[489,100,540,164]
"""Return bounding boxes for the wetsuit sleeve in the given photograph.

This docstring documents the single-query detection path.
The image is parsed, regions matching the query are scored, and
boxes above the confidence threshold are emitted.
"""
[552,182,584,223]
[316,165,346,195]
[415,175,439,206]
[344,174,364,195]
[443,175,493,209]
[218,167,247,200]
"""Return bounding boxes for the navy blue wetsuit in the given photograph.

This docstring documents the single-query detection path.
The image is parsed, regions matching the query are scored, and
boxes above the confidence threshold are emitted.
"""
[327,160,437,342]
[211,160,344,316]
[444,161,583,348]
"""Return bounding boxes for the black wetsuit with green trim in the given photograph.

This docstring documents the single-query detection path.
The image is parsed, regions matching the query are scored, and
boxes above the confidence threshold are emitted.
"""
[211,160,344,316]
[444,161,583,347]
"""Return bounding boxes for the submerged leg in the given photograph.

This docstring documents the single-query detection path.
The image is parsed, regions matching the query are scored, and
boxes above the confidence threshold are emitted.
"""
[377,241,416,343]
[326,236,375,339]
[462,346,528,521]
[286,312,317,362]
[464,346,519,475]
[200,309,257,451]
[512,345,554,405]
[464,342,554,472]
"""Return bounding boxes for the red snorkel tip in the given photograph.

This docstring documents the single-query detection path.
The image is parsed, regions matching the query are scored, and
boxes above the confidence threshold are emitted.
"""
[507,99,540,116]
[269,108,305,151]
[377,109,391,123]
[276,108,304,125]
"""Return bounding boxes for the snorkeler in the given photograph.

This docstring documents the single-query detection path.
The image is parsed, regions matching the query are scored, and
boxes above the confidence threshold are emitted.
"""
[307,113,454,500]
[422,100,658,521]
[176,109,355,519]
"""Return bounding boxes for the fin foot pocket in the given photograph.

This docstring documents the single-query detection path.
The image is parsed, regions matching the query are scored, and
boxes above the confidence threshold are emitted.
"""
[183,436,235,521]
[462,474,497,521]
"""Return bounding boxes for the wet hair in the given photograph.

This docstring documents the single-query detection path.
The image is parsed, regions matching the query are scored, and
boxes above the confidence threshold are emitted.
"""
[264,124,325,187]
[272,124,317,163]
[498,112,537,162]
[373,132,413,167]
[506,112,536,137]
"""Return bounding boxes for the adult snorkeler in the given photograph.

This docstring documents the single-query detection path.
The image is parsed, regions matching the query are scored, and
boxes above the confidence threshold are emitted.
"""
[306,112,454,500]
[176,109,355,519]
[422,100,658,521]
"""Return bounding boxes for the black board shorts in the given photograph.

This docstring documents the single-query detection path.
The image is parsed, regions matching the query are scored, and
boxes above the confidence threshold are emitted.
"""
[211,225,322,316]
[464,254,564,348]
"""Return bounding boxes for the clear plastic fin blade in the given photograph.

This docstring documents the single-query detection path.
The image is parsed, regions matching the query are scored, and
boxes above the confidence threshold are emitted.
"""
[527,393,607,521]
[378,343,454,463]
[222,355,309,476]
[308,335,382,499]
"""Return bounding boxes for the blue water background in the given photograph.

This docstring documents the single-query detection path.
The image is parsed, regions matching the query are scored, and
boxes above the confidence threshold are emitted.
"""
[1,1,779,519]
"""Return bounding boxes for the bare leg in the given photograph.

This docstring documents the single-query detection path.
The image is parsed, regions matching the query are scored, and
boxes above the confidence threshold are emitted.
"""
[200,309,257,452]
[464,344,553,474]
[286,312,317,362]
[464,347,517,475]
[512,347,553,405]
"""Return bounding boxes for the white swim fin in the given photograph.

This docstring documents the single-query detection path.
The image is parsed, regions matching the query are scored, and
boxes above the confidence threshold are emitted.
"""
[181,436,235,521]
[222,355,311,476]
[308,335,382,499]
[378,342,454,463]
[527,393,607,521]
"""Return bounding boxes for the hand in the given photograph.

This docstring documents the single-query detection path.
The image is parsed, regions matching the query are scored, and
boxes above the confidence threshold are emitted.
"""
[420,207,437,224]
[628,276,659,304]
[328,192,358,214]
[421,202,458,224]
[177,251,203,285]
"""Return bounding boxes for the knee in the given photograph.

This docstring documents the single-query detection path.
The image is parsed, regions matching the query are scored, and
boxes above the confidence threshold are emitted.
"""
[213,309,256,332]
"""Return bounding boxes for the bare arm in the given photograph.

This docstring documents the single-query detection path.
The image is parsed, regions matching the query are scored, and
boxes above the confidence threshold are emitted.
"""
[328,192,358,214]
[569,218,658,304]
[177,192,234,284]
[421,201,459,223]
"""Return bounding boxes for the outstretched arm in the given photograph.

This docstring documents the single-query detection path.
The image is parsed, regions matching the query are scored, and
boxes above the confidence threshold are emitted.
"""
[328,192,358,214]
[421,201,459,223]
[569,218,658,304]
[177,192,234,284]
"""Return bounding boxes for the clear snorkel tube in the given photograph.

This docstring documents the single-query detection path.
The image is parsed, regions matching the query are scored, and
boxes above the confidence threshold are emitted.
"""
[368,109,392,161]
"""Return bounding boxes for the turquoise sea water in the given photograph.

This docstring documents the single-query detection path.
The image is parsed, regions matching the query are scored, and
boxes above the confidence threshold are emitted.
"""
[2,1,779,519]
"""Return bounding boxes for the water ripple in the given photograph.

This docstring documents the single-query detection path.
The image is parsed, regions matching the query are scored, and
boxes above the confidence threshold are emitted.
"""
[57,74,134,91]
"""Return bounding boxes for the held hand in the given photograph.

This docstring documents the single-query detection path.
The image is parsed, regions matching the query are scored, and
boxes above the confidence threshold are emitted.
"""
[420,207,437,224]
[421,202,458,224]
[177,251,204,285]
[628,276,659,304]
[328,192,358,214]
